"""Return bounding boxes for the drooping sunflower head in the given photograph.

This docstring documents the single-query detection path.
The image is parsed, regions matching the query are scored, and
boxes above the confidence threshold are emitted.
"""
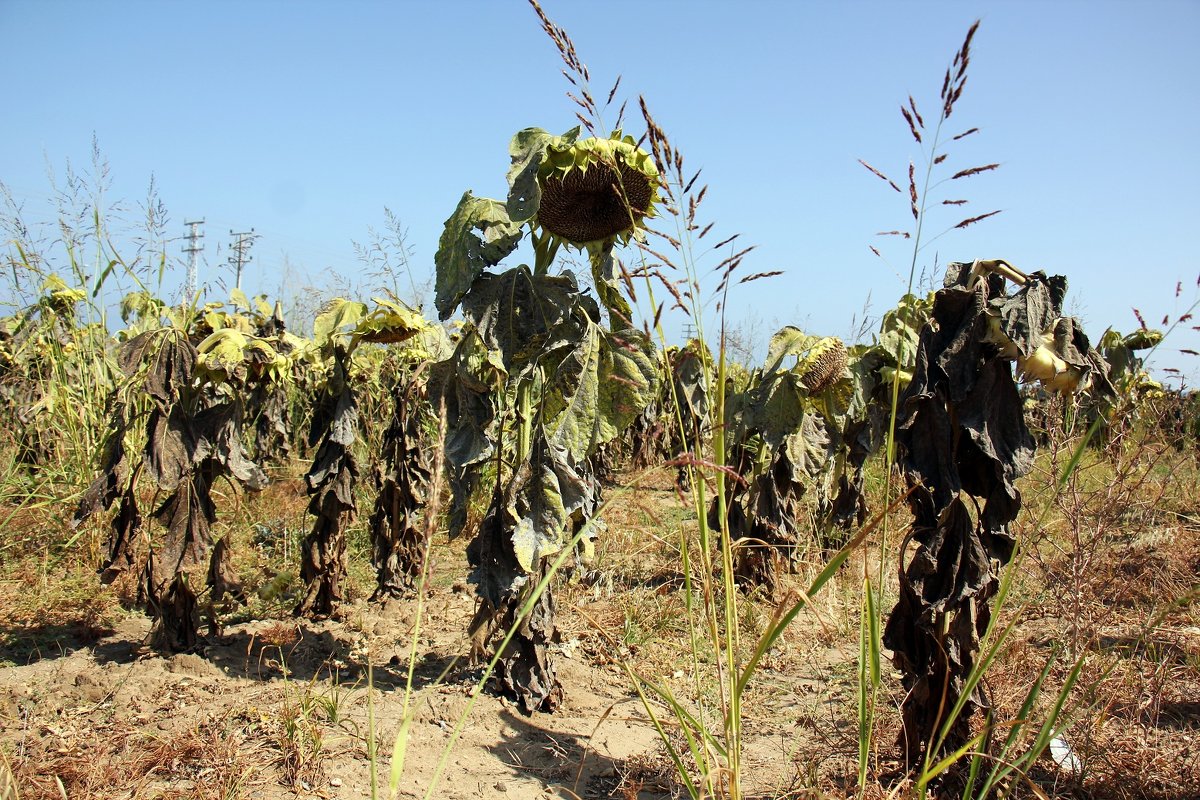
[535,133,659,249]
[798,337,848,395]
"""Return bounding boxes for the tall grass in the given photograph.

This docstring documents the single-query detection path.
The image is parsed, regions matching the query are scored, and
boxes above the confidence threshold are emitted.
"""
[0,150,169,506]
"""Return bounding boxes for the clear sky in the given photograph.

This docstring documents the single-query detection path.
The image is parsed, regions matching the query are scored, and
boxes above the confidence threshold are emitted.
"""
[2,0,1198,383]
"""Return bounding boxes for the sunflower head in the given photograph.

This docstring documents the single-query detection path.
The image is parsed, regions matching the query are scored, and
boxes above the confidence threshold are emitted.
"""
[534,132,659,250]
[798,337,848,395]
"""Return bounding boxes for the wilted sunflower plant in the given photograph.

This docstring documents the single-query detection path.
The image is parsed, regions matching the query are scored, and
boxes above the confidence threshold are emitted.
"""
[431,126,659,712]
[368,316,450,601]
[883,259,1112,778]
[710,328,849,591]
[293,297,431,618]
[814,291,933,541]
[74,293,291,650]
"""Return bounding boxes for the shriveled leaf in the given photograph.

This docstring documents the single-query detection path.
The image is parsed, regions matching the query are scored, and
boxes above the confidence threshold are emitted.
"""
[313,298,368,350]
[142,332,196,404]
[434,192,523,320]
[508,438,588,573]
[358,297,428,344]
[148,471,217,594]
[193,402,269,491]
[990,273,1065,358]
[460,265,584,375]
[429,329,505,470]
[144,406,194,492]
[505,127,557,223]
[765,326,821,374]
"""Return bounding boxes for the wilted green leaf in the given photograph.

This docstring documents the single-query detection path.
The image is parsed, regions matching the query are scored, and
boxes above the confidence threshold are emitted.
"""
[230,287,251,312]
[765,326,821,375]
[460,266,583,376]
[434,192,523,320]
[505,127,559,223]
[1123,328,1163,350]
[358,297,428,344]
[508,438,588,573]
[313,298,368,349]
[598,327,657,443]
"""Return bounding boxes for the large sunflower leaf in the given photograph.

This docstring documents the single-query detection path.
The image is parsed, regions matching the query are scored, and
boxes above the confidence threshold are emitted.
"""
[780,412,835,490]
[877,292,932,366]
[358,297,428,344]
[313,298,368,350]
[598,327,657,444]
[429,329,505,471]
[434,192,523,320]
[508,438,588,573]
[764,326,821,375]
[756,372,807,450]
[505,127,556,223]
[460,266,584,376]
[544,322,657,462]
[543,321,601,460]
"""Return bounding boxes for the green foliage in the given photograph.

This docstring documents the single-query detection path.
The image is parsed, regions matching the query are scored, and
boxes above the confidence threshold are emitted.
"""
[434,193,522,320]
[432,124,659,712]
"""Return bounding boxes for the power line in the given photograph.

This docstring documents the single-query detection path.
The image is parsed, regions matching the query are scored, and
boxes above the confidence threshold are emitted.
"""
[227,228,258,290]
[182,219,204,300]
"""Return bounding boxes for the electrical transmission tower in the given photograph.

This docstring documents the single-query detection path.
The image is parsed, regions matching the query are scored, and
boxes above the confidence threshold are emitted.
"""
[228,229,258,290]
[182,219,205,301]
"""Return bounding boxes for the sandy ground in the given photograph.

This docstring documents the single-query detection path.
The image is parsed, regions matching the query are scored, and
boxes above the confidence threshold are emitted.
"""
[0,567,850,800]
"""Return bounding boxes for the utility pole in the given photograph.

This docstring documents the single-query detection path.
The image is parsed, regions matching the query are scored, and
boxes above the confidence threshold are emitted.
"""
[228,228,258,290]
[682,323,697,343]
[182,219,205,301]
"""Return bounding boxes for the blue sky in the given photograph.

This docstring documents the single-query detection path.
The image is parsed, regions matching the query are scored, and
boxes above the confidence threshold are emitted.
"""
[2,0,1198,382]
